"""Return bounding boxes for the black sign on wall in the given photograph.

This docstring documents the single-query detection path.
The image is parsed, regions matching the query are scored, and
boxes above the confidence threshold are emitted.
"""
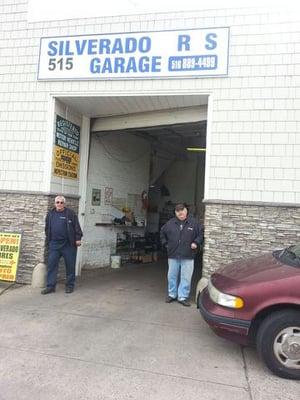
[55,115,80,153]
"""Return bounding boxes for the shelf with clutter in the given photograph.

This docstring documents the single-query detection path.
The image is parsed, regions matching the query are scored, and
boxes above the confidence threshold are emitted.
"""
[116,231,159,264]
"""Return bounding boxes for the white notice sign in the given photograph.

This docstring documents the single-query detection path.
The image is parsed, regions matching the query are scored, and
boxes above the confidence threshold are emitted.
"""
[38,28,229,80]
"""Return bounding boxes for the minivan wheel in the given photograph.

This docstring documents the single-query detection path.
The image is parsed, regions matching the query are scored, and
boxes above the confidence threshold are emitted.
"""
[256,310,300,380]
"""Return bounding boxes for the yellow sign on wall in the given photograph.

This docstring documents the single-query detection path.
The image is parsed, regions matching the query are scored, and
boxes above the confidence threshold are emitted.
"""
[53,145,80,180]
[0,232,22,282]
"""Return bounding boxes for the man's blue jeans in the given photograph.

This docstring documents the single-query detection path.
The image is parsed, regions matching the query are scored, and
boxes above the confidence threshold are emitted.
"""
[167,258,194,301]
[47,241,77,289]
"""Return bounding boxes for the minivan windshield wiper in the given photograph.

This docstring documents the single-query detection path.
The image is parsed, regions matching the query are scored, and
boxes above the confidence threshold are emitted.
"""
[279,247,297,259]
[289,244,300,258]
[274,245,300,268]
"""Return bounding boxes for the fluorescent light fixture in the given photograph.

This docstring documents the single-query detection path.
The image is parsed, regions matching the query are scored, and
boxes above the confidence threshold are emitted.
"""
[186,147,206,152]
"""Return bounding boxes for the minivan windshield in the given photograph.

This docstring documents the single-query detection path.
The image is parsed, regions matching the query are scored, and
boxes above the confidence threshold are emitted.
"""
[273,244,300,268]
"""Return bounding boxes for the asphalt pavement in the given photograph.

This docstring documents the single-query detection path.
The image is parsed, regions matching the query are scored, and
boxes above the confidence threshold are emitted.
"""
[0,261,299,400]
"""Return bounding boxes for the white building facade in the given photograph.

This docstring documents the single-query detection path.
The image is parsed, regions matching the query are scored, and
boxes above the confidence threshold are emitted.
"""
[0,1,299,282]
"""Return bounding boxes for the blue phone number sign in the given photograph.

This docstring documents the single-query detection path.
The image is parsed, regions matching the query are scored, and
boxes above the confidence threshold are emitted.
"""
[38,28,229,80]
[169,55,217,71]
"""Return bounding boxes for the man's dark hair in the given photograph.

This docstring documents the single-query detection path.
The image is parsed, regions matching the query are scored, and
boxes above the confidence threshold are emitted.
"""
[175,203,187,212]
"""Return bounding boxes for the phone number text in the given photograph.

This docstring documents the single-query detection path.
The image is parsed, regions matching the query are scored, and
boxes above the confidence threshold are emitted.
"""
[168,55,217,71]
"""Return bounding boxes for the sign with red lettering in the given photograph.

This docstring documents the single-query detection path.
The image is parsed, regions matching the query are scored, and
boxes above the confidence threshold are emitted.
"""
[0,232,22,282]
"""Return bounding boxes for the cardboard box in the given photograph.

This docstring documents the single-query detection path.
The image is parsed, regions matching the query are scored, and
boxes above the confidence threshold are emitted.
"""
[141,254,153,263]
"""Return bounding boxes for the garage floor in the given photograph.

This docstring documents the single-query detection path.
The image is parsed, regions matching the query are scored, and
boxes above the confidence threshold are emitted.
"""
[0,262,299,399]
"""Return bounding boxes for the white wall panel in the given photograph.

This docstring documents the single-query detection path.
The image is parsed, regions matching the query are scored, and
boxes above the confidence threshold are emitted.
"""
[0,2,299,204]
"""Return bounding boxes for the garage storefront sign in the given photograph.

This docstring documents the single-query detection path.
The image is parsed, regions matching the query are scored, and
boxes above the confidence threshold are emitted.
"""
[52,115,80,179]
[38,27,229,80]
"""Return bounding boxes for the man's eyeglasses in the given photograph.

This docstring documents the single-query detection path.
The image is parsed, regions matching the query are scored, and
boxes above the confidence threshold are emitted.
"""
[55,201,64,204]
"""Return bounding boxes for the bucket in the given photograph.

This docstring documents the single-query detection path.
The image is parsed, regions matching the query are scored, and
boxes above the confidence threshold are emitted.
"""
[110,255,121,269]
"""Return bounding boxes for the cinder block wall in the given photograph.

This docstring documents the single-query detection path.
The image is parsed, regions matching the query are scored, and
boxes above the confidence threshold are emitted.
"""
[82,133,150,268]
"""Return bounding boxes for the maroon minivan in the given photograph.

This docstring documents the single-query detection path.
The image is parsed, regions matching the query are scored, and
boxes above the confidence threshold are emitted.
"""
[197,244,300,380]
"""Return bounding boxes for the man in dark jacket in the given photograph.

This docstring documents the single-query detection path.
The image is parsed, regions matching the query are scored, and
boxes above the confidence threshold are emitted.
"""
[160,203,204,306]
[41,195,83,295]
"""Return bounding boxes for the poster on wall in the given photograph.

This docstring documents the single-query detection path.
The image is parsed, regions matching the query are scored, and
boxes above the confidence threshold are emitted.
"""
[53,115,80,179]
[104,187,113,205]
[0,232,22,282]
[92,188,101,205]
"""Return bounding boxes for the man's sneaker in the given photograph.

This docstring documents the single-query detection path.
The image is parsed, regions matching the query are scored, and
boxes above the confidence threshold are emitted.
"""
[41,287,55,295]
[165,296,176,303]
[65,287,74,294]
[178,299,191,307]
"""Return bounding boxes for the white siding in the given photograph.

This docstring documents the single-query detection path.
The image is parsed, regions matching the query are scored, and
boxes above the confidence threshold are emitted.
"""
[0,2,299,204]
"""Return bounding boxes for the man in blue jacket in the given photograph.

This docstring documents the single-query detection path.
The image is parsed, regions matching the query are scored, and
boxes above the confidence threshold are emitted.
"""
[41,195,83,295]
[160,203,204,306]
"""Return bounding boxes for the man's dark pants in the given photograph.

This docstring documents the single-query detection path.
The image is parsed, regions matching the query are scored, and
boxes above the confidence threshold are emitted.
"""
[47,241,77,289]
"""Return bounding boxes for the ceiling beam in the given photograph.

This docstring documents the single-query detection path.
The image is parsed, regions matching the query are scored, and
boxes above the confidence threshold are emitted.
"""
[91,106,207,133]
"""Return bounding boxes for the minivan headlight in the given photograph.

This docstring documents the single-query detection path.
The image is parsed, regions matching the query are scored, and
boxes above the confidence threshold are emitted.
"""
[208,280,244,309]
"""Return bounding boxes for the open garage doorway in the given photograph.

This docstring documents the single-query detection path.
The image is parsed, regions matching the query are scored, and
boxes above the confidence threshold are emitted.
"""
[57,94,208,291]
